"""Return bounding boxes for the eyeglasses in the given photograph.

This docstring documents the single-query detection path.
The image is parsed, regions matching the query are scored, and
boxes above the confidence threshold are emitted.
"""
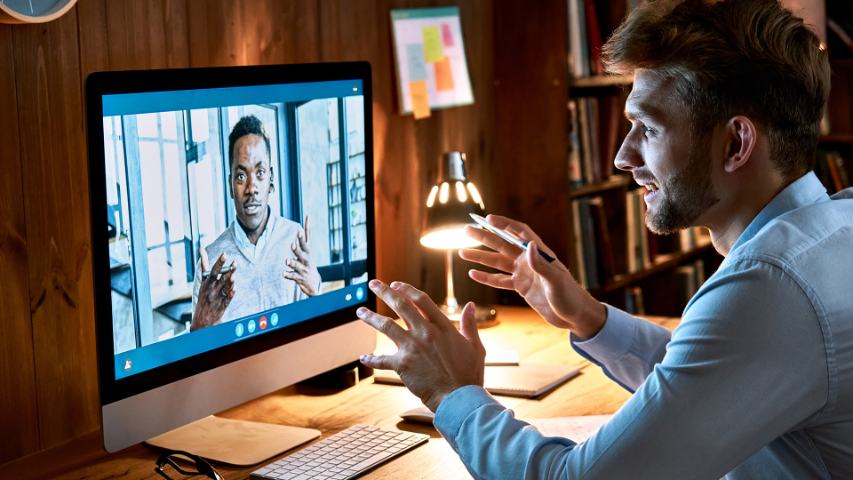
[154,449,224,480]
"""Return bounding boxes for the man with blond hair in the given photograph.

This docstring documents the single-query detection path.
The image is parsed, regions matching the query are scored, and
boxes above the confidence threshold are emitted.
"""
[357,0,853,478]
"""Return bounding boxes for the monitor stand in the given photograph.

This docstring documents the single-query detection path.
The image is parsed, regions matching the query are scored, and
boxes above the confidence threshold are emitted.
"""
[145,415,320,466]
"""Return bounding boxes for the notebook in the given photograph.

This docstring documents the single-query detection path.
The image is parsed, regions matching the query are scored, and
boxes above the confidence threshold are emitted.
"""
[373,363,581,398]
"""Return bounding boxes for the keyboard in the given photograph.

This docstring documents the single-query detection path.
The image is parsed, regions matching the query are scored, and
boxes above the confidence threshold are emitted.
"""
[250,424,429,480]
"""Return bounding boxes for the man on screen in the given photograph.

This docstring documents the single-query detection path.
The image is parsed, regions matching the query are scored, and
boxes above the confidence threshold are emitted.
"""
[191,115,321,331]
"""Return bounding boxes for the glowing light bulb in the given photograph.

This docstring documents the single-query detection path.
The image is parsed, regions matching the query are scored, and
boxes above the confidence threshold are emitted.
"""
[439,182,450,204]
[426,185,439,207]
[455,181,468,202]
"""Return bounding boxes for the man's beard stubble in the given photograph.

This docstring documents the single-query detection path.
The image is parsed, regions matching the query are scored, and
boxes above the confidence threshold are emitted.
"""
[646,137,719,235]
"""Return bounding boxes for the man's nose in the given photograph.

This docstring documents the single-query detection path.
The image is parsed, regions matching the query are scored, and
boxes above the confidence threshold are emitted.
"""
[614,138,643,172]
[245,175,258,194]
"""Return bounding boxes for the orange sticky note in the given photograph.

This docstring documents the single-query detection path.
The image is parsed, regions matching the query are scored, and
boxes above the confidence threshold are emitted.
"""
[409,80,431,119]
[434,56,454,92]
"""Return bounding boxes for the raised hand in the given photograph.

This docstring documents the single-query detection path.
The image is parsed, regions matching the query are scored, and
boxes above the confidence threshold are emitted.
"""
[358,280,485,412]
[284,215,321,296]
[191,249,236,331]
[460,214,605,339]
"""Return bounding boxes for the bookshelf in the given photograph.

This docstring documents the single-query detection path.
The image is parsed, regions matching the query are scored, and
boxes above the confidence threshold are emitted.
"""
[565,0,723,316]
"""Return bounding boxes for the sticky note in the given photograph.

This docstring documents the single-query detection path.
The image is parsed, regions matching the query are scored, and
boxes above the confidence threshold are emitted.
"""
[422,26,444,63]
[442,24,454,47]
[434,56,454,91]
[409,80,431,119]
[406,43,428,81]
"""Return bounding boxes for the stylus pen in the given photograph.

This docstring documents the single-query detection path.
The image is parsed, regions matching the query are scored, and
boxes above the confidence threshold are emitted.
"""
[469,213,556,263]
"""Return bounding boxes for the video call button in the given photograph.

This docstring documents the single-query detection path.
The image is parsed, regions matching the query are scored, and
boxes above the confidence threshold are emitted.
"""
[271,313,279,327]
[259,316,268,330]
[356,287,365,300]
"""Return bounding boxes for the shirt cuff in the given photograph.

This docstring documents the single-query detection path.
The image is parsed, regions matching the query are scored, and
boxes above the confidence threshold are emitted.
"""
[433,385,497,446]
[571,304,638,364]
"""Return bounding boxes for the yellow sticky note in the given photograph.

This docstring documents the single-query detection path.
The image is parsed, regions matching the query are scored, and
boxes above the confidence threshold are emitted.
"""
[434,56,454,92]
[422,26,444,63]
[409,80,431,119]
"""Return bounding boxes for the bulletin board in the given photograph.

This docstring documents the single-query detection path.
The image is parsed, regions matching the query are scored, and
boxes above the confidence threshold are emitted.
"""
[390,7,475,119]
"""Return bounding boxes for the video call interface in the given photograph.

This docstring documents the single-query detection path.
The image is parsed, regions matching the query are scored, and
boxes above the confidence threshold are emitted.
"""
[101,80,368,380]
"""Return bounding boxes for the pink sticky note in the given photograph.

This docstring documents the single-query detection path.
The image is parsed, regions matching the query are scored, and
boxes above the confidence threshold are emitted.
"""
[442,24,454,47]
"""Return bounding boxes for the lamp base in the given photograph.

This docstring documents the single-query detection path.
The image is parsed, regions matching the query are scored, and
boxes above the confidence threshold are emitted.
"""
[440,303,499,328]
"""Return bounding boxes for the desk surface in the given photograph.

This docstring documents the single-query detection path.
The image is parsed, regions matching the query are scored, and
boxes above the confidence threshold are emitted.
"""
[3,307,678,480]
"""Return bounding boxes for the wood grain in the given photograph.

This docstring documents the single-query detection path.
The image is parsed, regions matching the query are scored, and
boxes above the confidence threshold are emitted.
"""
[12,6,100,449]
[0,24,40,464]
[492,0,571,264]
[187,0,320,67]
[77,0,191,103]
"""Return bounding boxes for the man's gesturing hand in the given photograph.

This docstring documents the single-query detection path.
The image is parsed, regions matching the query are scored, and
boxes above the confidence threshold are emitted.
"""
[460,214,605,339]
[358,280,485,412]
[192,249,236,331]
[284,215,321,296]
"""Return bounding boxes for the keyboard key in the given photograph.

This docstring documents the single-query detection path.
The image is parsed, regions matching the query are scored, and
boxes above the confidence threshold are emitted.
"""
[250,425,428,480]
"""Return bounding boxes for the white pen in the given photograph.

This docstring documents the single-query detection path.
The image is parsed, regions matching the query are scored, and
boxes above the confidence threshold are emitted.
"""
[469,213,556,263]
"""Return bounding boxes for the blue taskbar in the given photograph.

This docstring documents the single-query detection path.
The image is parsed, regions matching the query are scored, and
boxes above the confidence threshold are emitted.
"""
[114,282,368,380]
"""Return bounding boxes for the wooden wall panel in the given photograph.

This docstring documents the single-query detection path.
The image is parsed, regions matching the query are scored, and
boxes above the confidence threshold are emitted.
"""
[0,25,40,464]
[78,1,190,76]
[12,8,100,449]
[493,0,571,264]
[187,0,320,67]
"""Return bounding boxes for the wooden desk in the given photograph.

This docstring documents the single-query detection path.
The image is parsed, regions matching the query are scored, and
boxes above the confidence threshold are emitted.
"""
[1,307,679,480]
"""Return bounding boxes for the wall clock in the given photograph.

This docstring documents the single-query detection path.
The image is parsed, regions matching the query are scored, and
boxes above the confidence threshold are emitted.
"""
[0,0,77,24]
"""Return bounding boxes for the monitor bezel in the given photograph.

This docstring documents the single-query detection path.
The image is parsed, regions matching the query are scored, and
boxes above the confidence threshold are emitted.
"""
[86,62,375,406]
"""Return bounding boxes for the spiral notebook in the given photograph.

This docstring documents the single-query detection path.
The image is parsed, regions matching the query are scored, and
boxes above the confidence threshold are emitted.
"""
[373,363,581,398]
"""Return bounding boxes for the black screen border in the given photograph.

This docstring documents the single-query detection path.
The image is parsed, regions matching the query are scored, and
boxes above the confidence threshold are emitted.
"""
[86,62,375,406]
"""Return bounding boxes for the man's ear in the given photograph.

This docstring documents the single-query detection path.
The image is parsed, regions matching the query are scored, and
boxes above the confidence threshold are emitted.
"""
[722,115,758,173]
[228,174,234,198]
[270,166,275,193]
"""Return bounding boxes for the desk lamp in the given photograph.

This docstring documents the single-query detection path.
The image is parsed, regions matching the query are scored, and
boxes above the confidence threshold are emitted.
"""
[420,151,497,326]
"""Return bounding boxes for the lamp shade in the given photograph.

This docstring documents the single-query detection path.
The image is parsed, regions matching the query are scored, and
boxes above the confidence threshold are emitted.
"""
[420,152,485,250]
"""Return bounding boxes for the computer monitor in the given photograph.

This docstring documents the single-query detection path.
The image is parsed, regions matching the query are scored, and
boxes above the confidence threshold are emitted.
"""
[86,62,376,456]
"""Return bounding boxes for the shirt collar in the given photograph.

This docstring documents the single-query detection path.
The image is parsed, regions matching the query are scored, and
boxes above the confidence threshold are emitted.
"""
[232,208,277,259]
[730,171,829,253]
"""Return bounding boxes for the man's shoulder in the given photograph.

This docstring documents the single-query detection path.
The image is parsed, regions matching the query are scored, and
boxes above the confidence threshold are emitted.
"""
[737,198,853,266]
[206,224,238,256]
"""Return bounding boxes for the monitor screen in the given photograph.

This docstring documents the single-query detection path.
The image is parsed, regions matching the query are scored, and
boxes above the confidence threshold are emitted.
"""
[87,63,376,423]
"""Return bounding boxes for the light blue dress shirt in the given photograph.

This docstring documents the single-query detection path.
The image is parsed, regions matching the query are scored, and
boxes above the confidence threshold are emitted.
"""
[434,172,853,479]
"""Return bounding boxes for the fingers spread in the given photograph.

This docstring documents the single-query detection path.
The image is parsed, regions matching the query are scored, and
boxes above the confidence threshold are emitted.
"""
[200,247,210,273]
[356,307,408,346]
[467,269,515,290]
[486,214,541,244]
[359,353,399,371]
[389,282,449,330]
[463,225,523,258]
[210,253,227,278]
[458,248,514,273]
[459,302,485,353]
[303,215,311,243]
[368,280,426,331]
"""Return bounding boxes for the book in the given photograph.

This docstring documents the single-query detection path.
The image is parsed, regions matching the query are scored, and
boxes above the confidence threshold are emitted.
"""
[589,196,615,283]
[571,199,588,288]
[374,363,582,399]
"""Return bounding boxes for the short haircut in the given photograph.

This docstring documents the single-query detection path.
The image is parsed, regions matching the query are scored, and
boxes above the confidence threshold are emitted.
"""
[602,0,830,178]
[228,115,271,170]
